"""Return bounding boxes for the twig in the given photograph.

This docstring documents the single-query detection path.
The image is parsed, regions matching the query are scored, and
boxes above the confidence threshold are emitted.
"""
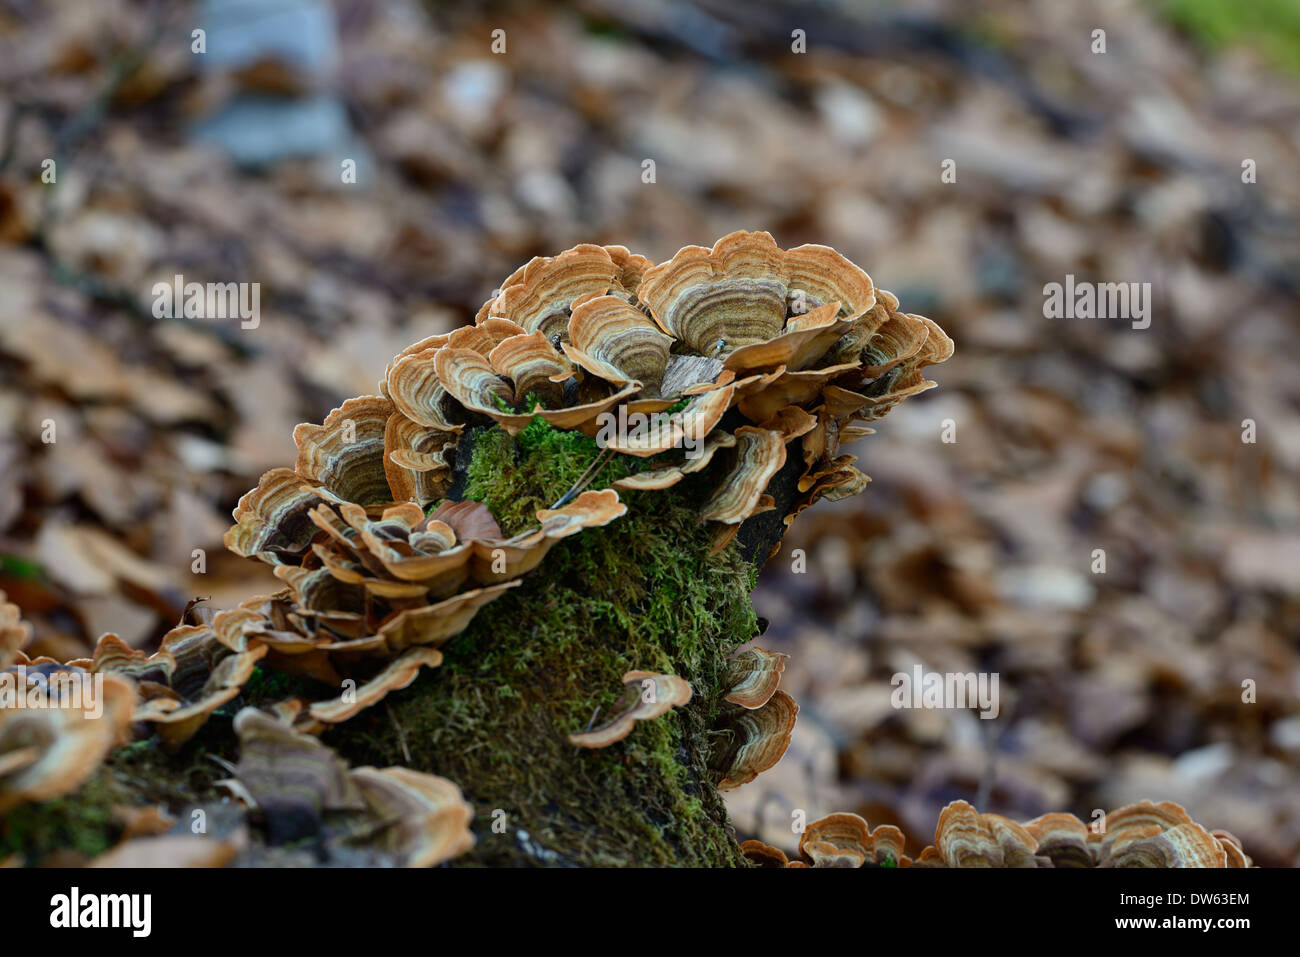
[551,447,615,509]
[386,702,412,764]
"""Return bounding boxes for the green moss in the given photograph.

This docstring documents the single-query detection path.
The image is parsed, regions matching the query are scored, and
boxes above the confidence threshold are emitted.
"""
[0,769,127,863]
[0,554,46,581]
[0,732,231,865]
[1162,0,1300,73]
[333,420,760,866]
[463,417,628,535]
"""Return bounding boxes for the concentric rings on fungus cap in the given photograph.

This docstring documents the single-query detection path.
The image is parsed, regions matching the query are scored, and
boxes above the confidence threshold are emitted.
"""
[293,395,395,505]
[479,243,633,342]
[366,231,951,535]
[740,812,909,869]
[799,812,908,868]
[638,231,876,354]
[710,689,798,790]
[564,294,673,392]
[722,647,787,709]
[905,799,1253,868]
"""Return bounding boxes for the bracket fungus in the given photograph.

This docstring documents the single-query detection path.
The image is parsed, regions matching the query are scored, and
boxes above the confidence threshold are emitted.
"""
[567,671,694,749]
[369,230,951,536]
[741,811,908,868]
[203,707,475,866]
[722,647,788,710]
[908,800,1252,868]
[4,233,954,867]
[0,656,136,813]
[710,689,799,791]
[743,801,1251,870]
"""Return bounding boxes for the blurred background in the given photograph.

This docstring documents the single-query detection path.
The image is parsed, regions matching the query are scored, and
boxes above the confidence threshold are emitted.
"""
[1,0,1298,864]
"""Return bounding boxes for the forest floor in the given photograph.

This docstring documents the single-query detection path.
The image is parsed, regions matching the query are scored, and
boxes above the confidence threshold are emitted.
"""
[1,0,1298,864]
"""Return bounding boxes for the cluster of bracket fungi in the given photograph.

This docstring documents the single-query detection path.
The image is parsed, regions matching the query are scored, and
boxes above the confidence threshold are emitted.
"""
[742,800,1252,868]
[10,231,1241,867]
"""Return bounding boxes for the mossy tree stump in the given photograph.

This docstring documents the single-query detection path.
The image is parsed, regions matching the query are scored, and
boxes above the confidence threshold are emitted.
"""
[4,417,801,866]
[325,419,783,866]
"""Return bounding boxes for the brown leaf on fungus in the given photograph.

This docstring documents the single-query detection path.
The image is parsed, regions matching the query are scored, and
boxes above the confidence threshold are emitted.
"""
[429,500,504,541]
[568,671,694,748]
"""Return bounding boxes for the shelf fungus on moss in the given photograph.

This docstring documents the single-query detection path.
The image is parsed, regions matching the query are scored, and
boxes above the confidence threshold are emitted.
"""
[372,230,951,545]
[567,671,693,748]
[705,644,798,790]
[0,656,136,813]
[908,799,1252,868]
[222,391,628,729]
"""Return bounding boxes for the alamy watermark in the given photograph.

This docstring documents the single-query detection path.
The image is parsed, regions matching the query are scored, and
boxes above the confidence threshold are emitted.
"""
[151,274,260,329]
[891,665,1000,719]
[0,666,106,719]
[50,887,151,937]
[1043,274,1151,330]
